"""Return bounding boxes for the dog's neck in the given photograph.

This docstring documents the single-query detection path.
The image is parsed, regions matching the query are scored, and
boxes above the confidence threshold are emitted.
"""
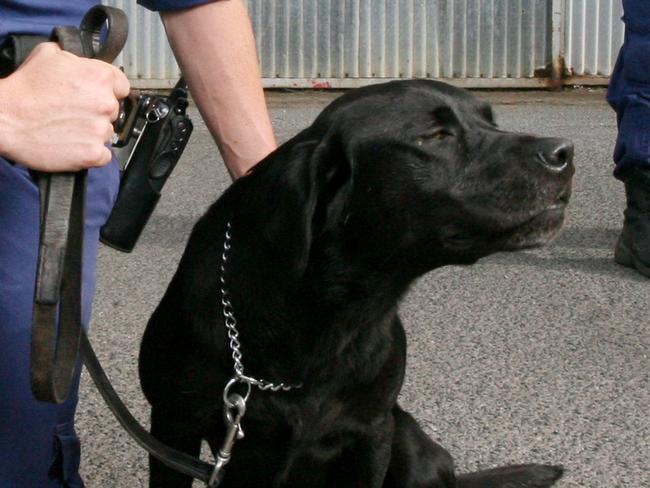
[218,227,412,389]
[212,160,425,387]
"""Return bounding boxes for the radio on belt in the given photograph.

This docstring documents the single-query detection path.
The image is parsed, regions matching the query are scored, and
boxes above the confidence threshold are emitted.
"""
[100,78,193,252]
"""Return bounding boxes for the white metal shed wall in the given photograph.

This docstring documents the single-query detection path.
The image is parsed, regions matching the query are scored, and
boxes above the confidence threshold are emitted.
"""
[103,0,625,89]
[564,0,624,79]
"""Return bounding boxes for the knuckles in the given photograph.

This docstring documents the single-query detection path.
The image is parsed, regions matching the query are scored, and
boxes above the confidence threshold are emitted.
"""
[97,97,120,118]
[82,143,110,167]
[88,118,112,139]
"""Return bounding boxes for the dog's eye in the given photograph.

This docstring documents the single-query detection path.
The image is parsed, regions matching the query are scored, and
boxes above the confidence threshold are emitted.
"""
[420,128,453,141]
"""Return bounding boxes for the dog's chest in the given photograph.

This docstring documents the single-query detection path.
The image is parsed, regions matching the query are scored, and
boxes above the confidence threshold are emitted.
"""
[246,392,384,479]
[251,371,395,449]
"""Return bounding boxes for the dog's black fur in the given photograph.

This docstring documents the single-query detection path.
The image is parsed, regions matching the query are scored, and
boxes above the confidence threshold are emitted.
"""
[139,80,574,488]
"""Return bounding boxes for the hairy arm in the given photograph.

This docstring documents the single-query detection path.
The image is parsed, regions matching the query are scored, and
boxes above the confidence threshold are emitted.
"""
[160,0,276,179]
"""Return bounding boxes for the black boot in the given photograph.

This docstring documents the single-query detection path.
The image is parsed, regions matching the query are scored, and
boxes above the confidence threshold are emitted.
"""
[615,166,650,278]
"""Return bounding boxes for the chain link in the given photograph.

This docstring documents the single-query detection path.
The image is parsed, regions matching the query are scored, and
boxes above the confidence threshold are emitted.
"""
[220,222,302,392]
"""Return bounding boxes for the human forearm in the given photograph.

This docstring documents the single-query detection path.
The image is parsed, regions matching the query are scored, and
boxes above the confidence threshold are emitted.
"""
[160,0,276,179]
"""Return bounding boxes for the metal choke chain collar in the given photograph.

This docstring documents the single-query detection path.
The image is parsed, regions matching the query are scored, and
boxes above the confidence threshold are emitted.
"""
[220,221,303,393]
[209,222,302,487]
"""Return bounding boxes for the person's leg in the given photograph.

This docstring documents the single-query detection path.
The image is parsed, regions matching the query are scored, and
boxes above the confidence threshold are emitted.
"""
[606,0,650,277]
[0,158,118,487]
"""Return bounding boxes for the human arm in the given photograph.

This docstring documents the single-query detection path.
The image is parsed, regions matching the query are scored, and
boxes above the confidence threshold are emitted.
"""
[158,0,276,179]
[0,42,130,172]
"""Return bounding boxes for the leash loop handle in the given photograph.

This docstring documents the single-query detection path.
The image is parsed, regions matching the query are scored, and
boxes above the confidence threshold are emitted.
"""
[31,6,128,404]
[79,6,128,62]
[50,26,86,57]
[51,6,128,60]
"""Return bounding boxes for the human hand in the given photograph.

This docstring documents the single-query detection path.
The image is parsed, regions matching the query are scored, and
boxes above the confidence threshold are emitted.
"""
[0,42,130,172]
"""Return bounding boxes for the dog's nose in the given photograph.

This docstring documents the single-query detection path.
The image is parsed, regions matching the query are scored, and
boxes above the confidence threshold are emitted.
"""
[535,138,574,173]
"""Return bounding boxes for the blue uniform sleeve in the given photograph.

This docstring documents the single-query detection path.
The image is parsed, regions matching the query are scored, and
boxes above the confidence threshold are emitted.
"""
[137,0,215,11]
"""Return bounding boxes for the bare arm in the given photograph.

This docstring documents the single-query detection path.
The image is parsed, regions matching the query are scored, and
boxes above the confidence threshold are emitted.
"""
[160,0,276,179]
[0,43,130,171]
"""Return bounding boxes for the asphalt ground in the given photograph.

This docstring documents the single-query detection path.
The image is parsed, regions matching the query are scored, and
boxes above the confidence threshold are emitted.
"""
[78,87,650,487]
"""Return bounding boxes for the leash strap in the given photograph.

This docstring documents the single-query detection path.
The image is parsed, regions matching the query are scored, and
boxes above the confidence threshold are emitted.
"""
[79,333,215,483]
[31,6,127,403]
[31,173,221,480]
[31,172,86,403]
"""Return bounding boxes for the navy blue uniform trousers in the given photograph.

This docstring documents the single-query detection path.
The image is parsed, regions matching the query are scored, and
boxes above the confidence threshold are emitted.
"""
[0,160,119,487]
[607,0,650,174]
[1,1,99,484]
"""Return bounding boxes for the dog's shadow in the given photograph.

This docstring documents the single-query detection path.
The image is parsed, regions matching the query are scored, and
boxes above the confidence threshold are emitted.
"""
[483,226,646,281]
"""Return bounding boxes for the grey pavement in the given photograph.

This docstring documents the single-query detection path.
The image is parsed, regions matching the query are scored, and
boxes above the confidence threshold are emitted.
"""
[78,88,650,487]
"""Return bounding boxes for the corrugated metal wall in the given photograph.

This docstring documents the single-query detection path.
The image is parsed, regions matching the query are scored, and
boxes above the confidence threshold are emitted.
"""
[103,0,625,89]
[563,0,624,78]
[249,0,551,84]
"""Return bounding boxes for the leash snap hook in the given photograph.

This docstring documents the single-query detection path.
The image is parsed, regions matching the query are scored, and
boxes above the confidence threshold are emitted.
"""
[208,388,247,487]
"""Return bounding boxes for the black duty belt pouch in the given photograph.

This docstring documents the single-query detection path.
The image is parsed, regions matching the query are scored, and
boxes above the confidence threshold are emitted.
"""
[100,79,193,252]
[0,35,48,77]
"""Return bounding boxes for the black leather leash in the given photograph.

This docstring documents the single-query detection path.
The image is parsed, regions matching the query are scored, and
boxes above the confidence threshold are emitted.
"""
[30,6,219,485]
[31,169,86,403]
[80,334,216,483]
[31,5,128,404]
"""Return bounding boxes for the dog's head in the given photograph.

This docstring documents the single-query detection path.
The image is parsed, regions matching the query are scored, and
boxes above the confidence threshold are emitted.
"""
[239,80,574,280]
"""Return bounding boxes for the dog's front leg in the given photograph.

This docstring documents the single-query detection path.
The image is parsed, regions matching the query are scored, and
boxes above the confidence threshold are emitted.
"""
[383,405,457,488]
[326,417,395,488]
[149,405,203,488]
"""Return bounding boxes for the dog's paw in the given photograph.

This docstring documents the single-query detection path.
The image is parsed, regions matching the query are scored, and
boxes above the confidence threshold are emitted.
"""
[506,464,564,487]
[457,463,564,488]
[502,464,564,488]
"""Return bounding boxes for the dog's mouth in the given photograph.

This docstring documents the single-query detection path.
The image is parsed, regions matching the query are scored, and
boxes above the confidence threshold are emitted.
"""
[543,186,571,212]
[439,183,572,256]
[502,187,571,250]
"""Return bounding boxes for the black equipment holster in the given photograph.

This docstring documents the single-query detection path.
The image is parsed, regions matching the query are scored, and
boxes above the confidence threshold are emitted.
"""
[100,79,193,252]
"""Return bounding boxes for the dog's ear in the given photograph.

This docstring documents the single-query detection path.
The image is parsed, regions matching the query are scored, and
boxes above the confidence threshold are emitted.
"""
[250,128,353,279]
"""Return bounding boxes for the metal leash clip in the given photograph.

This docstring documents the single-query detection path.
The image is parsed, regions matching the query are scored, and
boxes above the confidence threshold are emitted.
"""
[207,383,248,487]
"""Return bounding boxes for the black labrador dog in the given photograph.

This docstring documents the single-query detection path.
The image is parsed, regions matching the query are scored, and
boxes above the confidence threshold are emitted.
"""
[139,80,574,488]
